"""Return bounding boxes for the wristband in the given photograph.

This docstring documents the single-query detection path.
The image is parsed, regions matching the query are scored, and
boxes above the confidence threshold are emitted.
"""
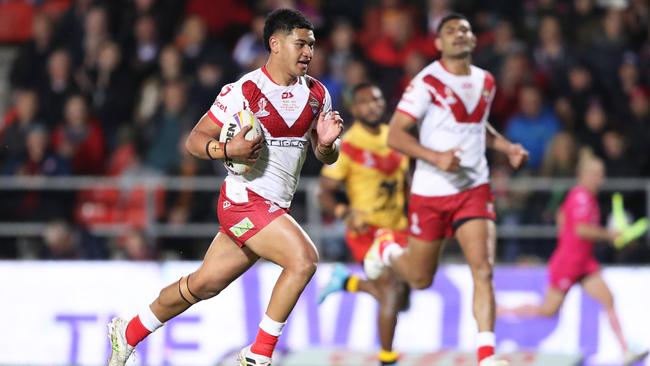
[206,140,224,160]
[317,142,334,156]
[206,140,217,160]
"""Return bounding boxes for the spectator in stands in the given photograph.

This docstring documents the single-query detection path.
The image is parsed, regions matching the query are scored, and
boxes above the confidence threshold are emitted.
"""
[38,48,79,128]
[83,41,135,149]
[70,6,111,70]
[232,11,267,72]
[589,8,629,91]
[491,51,542,128]
[115,0,183,45]
[625,87,650,175]
[541,131,579,178]
[4,124,69,177]
[475,20,526,75]
[116,228,157,261]
[137,80,191,174]
[533,15,575,96]
[187,57,226,123]
[540,132,580,225]
[51,94,106,175]
[2,125,71,221]
[0,90,43,166]
[127,14,161,83]
[9,12,56,90]
[577,100,608,157]
[506,84,561,172]
[569,0,602,52]
[135,45,185,124]
[40,219,108,260]
[56,0,94,57]
[612,52,642,116]
[562,62,602,133]
[308,47,342,111]
[327,18,363,85]
[602,129,638,177]
[175,15,227,76]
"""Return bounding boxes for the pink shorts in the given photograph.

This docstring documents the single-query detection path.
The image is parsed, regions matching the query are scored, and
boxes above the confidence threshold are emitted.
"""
[548,256,600,292]
[217,182,288,247]
[407,184,496,241]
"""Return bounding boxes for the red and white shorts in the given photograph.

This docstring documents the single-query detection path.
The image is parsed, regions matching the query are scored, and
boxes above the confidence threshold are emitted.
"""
[345,226,408,263]
[407,183,496,241]
[217,181,288,247]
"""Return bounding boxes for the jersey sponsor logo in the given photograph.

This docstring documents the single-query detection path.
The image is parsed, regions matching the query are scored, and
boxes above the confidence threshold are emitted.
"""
[214,99,227,113]
[256,97,270,117]
[229,217,255,238]
[444,87,457,105]
[265,200,281,213]
[223,123,238,168]
[282,92,294,99]
[363,150,376,167]
[265,138,308,148]
[309,97,320,115]
[219,84,233,96]
[410,213,422,235]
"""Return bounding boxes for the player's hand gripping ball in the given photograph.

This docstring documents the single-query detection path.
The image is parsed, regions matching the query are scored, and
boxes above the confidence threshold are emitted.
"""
[219,109,264,175]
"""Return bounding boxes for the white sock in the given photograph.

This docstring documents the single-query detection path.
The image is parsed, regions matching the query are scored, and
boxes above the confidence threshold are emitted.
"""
[477,331,496,347]
[138,305,164,332]
[382,243,404,265]
[259,314,286,337]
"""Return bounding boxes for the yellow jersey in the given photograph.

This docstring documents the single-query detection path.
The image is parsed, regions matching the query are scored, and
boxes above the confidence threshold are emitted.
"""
[321,123,408,230]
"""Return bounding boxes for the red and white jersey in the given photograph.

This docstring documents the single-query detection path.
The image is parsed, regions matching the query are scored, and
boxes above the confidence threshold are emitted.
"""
[207,66,331,207]
[396,60,495,196]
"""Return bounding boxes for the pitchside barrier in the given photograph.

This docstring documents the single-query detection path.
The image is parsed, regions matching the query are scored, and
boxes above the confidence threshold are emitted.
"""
[0,176,648,243]
[0,262,648,366]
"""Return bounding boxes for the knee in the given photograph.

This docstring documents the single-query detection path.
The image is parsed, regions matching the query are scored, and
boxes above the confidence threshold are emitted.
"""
[408,275,433,290]
[286,250,318,280]
[472,261,494,284]
[539,305,560,317]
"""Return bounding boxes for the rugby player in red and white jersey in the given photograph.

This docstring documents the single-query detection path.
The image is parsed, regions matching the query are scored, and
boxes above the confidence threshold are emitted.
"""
[363,13,528,366]
[107,9,344,366]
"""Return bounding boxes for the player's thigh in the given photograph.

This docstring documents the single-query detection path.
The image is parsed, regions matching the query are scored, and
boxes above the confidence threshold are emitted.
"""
[581,272,614,309]
[540,286,567,315]
[455,218,494,268]
[407,236,445,279]
[245,213,319,271]
[193,232,260,291]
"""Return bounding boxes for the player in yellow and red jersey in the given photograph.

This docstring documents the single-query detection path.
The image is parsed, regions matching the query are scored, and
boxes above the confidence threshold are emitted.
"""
[318,82,409,366]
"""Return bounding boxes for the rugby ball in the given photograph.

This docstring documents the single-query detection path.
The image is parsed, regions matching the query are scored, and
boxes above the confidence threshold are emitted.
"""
[219,109,264,175]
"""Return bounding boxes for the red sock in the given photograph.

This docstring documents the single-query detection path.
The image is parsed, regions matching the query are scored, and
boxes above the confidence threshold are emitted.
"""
[478,345,495,363]
[250,328,279,358]
[125,316,151,347]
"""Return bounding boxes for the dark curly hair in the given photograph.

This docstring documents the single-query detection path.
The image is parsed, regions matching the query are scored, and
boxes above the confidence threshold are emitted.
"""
[263,8,314,52]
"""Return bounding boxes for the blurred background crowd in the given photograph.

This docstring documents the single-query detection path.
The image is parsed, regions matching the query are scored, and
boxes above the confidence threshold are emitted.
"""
[0,0,648,264]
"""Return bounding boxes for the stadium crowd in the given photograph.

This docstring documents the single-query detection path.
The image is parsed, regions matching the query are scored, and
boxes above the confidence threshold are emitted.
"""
[0,0,648,263]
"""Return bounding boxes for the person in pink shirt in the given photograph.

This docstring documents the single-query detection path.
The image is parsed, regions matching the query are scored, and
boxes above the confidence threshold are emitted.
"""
[500,154,648,366]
